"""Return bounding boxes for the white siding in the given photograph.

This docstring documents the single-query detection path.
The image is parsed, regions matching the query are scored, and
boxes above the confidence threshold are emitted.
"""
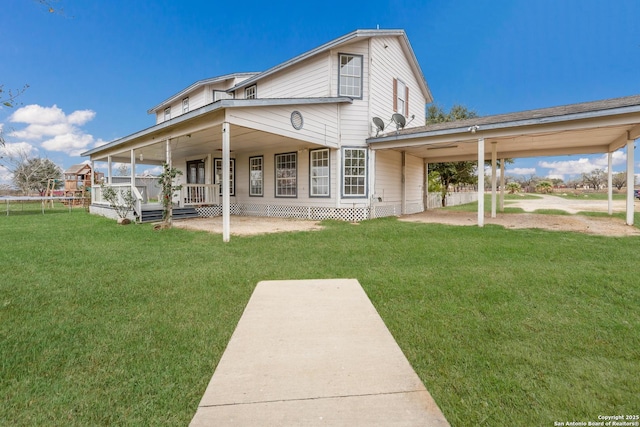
[228,104,340,148]
[369,37,427,135]
[236,146,338,207]
[252,54,331,98]
[331,39,370,147]
[405,153,424,206]
[374,150,402,204]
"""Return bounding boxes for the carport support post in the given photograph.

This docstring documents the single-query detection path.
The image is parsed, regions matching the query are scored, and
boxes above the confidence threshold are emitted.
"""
[491,142,497,218]
[608,152,613,215]
[626,138,635,225]
[222,122,231,242]
[477,138,485,227]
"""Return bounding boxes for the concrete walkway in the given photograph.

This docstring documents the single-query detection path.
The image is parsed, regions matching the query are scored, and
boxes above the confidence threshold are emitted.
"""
[190,279,450,426]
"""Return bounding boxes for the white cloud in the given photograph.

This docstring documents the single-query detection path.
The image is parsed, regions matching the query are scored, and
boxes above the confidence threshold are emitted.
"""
[538,152,629,181]
[510,167,536,175]
[6,104,99,156]
[0,141,38,158]
[42,133,95,157]
[9,104,67,125]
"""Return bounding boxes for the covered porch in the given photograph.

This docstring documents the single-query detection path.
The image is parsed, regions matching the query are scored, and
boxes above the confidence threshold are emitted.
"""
[83,98,355,241]
[369,95,640,226]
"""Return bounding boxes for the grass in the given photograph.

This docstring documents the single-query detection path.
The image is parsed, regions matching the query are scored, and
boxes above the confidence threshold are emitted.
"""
[556,192,628,201]
[1,203,639,425]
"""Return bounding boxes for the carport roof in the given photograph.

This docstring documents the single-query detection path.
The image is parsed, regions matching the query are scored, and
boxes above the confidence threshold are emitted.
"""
[368,94,640,162]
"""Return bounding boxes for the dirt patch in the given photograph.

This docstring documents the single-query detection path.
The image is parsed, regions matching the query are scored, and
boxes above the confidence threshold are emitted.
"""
[399,210,640,237]
[172,216,324,236]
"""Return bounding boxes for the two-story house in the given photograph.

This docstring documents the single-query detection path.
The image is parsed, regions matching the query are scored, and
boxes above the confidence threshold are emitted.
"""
[82,29,433,235]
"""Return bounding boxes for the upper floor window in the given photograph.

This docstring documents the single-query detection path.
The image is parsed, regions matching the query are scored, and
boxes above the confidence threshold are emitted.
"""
[393,78,409,116]
[164,107,171,121]
[338,54,362,98]
[182,97,189,114]
[245,85,257,99]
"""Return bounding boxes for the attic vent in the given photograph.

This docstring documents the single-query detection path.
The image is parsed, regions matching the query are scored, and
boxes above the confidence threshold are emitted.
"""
[291,111,304,130]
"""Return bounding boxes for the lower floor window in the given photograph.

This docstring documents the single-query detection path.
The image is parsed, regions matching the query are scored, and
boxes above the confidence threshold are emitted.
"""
[275,152,297,197]
[310,148,330,197]
[249,156,263,196]
[214,158,235,196]
[343,148,367,196]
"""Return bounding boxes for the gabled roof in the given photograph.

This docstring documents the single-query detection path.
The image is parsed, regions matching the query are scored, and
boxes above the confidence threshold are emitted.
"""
[229,29,432,103]
[64,163,91,174]
[82,97,353,157]
[146,72,258,114]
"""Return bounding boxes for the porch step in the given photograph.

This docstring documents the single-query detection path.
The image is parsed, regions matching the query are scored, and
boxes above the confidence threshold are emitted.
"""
[139,207,200,223]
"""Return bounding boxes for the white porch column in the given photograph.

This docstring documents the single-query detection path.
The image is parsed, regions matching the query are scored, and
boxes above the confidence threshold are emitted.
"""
[222,122,231,242]
[626,139,635,225]
[500,159,505,212]
[107,156,113,185]
[477,138,485,227]
[608,152,613,215]
[130,149,136,189]
[491,142,497,218]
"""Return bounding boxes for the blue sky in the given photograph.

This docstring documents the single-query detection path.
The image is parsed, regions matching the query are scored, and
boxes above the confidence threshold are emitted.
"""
[2,0,640,184]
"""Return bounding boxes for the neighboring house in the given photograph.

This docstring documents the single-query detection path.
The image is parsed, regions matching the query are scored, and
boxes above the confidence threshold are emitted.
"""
[82,29,433,224]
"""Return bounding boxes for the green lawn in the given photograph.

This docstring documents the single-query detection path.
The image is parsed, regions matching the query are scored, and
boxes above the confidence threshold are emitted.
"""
[1,203,639,425]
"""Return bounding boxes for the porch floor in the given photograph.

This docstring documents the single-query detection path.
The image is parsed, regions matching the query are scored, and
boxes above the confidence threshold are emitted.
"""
[190,279,450,426]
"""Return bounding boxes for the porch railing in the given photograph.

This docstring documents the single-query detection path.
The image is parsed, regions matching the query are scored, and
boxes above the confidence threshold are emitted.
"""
[181,184,220,206]
[92,183,144,218]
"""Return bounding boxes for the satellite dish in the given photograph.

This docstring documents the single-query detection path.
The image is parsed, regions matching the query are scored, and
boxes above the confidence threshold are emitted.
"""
[372,117,385,132]
[392,113,406,130]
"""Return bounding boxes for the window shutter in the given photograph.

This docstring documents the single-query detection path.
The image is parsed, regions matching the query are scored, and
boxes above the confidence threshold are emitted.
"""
[405,86,409,115]
[393,78,398,112]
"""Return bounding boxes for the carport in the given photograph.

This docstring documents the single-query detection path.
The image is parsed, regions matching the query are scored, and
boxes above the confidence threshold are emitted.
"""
[368,95,640,226]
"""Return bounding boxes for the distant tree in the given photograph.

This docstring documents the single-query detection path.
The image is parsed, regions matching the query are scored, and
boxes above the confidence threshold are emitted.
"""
[506,182,521,194]
[565,179,581,190]
[2,149,62,195]
[550,178,564,187]
[582,169,606,190]
[535,181,553,194]
[517,174,539,193]
[612,172,626,191]
[0,85,29,146]
[116,164,131,177]
[426,104,479,206]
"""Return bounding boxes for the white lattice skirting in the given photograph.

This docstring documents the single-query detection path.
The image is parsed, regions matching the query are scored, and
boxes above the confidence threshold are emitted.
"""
[195,203,424,222]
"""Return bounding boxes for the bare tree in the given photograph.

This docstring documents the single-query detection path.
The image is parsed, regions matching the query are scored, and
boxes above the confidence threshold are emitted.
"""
[1,148,62,195]
[612,172,626,191]
[582,169,606,191]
